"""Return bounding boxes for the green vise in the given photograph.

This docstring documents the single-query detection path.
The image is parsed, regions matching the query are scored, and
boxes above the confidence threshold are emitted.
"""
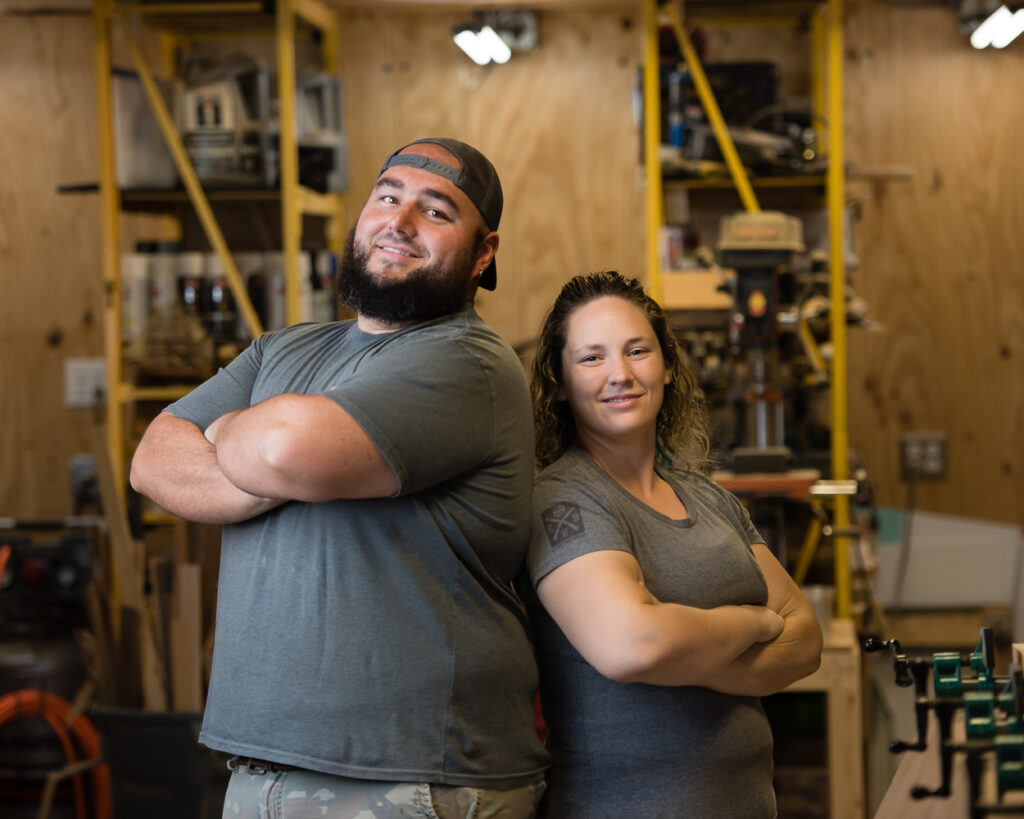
[996,734,1024,799]
[964,691,995,739]
[933,630,995,698]
[934,652,963,697]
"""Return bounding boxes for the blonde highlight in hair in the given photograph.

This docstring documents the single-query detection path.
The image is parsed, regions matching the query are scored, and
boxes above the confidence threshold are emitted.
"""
[531,271,712,473]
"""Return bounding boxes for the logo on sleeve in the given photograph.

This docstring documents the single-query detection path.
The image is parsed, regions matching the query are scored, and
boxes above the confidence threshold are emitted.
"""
[542,503,585,547]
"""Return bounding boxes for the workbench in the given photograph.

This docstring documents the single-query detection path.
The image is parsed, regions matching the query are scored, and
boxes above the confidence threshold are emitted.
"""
[784,617,866,819]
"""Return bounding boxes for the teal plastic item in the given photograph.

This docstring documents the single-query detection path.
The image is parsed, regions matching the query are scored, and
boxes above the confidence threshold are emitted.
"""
[969,634,995,691]
[964,691,995,739]
[1000,669,1024,734]
[995,734,1024,798]
[999,689,1023,734]
[933,652,962,697]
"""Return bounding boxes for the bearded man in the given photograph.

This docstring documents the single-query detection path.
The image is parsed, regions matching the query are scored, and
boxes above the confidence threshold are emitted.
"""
[131,139,548,819]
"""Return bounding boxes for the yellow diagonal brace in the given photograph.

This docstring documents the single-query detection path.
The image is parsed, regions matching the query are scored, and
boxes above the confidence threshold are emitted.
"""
[115,13,263,339]
[798,315,828,382]
[793,504,823,586]
[292,0,335,33]
[666,3,760,213]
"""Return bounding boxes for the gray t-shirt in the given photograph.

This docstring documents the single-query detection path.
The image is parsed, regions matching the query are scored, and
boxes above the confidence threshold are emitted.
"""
[168,304,548,788]
[525,446,776,818]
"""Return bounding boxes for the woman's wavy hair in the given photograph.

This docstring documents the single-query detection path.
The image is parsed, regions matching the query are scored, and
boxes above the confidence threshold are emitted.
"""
[531,271,711,473]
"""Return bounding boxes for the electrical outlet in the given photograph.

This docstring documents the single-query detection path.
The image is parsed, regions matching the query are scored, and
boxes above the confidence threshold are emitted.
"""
[64,358,107,408]
[900,431,948,480]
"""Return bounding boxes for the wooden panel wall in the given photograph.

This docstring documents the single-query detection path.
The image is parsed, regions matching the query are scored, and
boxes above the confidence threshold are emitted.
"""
[0,7,104,517]
[335,8,646,346]
[3,3,1021,533]
[843,1,1024,528]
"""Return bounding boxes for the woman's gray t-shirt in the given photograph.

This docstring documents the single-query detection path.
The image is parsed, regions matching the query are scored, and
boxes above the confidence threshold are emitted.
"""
[525,446,776,818]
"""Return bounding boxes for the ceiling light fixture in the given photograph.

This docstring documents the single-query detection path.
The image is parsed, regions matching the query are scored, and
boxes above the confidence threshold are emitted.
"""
[453,27,493,65]
[452,12,538,66]
[969,3,1024,48]
[477,25,512,64]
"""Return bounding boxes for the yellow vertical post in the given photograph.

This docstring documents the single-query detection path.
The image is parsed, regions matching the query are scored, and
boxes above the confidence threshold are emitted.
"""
[93,0,124,500]
[643,0,665,302]
[277,0,302,327]
[826,0,851,620]
[93,0,125,639]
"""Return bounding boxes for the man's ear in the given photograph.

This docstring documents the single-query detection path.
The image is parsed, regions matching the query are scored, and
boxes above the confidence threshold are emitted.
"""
[476,231,499,274]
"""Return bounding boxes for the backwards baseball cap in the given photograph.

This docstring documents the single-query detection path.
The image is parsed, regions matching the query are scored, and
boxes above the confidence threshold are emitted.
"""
[378,138,502,291]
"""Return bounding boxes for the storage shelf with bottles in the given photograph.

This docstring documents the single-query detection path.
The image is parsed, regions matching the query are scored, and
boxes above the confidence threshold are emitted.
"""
[93,0,346,498]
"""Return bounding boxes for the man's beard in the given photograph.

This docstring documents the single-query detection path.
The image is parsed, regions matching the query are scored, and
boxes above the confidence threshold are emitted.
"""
[337,229,481,325]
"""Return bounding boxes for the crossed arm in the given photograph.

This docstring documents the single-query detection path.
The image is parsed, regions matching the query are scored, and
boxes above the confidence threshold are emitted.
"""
[129,394,398,525]
[535,544,822,696]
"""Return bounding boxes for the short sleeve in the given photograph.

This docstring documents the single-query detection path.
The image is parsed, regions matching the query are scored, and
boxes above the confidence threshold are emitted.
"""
[527,472,634,587]
[165,337,264,430]
[716,482,766,547]
[321,336,511,495]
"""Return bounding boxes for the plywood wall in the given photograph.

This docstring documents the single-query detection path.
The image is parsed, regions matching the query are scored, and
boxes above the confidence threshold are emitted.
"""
[0,8,104,518]
[2,3,1022,533]
[843,0,1024,528]
[335,8,647,346]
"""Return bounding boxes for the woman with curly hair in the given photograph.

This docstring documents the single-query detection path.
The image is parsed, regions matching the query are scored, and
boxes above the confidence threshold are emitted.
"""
[523,271,822,819]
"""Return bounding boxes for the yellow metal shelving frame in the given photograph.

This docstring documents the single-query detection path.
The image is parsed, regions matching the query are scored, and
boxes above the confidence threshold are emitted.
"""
[92,0,345,499]
[643,0,852,620]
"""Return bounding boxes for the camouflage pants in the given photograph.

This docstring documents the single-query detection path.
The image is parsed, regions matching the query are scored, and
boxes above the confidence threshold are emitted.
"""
[220,759,545,819]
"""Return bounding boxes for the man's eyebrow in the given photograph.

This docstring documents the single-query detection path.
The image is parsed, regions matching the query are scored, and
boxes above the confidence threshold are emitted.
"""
[421,188,461,215]
[373,176,462,216]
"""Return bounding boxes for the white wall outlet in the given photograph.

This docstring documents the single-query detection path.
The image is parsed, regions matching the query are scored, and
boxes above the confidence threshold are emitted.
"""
[64,358,107,408]
[899,431,948,480]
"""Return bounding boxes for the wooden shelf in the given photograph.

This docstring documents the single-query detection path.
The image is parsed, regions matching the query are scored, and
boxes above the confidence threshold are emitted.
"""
[120,383,197,403]
[114,1,325,36]
[663,174,827,191]
[60,184,336,213]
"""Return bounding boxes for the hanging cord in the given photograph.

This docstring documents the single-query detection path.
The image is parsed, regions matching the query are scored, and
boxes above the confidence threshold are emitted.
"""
[39,708,87,819]
[0,690,111,819]
[892,466,918,611]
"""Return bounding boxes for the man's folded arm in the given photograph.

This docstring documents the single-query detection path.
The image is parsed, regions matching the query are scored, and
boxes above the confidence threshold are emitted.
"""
[207,393,399,502]
[130,411,285,524]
